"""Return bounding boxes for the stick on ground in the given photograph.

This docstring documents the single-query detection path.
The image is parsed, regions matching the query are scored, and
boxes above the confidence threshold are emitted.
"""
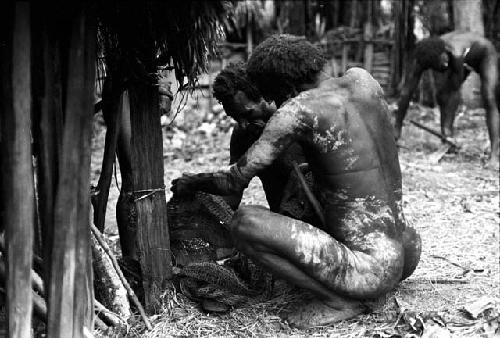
[408,119,458,148]
[90,224,152,330]
[95,299,127,328]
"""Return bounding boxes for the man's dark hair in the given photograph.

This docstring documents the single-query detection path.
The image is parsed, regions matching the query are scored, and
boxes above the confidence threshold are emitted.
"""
[414,37,447,70]
[213,62,261,106]
[246,34,327,106]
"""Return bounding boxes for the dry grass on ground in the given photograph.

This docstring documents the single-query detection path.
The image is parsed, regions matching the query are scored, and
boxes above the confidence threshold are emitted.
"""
[91,101,499,337]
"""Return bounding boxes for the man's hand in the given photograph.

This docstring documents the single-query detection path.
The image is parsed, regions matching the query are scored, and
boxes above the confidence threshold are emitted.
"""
[171,167,249,197]
[170,173,200,197]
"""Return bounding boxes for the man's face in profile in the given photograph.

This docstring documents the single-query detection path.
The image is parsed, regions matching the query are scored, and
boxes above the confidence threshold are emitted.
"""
[223,90,276,135]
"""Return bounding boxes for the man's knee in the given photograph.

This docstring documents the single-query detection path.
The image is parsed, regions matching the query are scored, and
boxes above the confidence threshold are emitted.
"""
[229,205,266,244]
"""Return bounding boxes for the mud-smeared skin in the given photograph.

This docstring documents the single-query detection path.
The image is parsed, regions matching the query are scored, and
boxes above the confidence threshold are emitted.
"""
[394,31,499,167]
[228,123,306,212]
[203,68,421,300]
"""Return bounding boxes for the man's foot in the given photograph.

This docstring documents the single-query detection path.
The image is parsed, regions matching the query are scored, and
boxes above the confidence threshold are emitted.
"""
[284,298,367,329]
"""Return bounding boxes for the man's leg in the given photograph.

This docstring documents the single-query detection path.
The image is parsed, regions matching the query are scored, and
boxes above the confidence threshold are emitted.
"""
[437,87,461,138]
[230,205,404,327]
[479,59,500,168]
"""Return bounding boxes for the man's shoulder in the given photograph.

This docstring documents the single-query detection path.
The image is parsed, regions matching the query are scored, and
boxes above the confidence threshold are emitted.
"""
[277,68,386,116]
[308,68,384,103]
[343,68,384,97]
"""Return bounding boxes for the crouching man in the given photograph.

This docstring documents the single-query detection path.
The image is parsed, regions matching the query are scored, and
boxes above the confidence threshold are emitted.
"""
[171,34,421,328]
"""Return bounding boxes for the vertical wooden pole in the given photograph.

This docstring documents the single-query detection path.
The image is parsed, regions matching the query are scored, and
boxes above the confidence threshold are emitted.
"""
[47,4,95,337]
[73,6,96,335]
[30,2,63,282]
[350,0,358,28]
[332,0,339,28]
[246,2,253,57]
[287,0,306,36]
[453,0,484,106]
[341,45,349,74]
[392,0,415,95]
[92,76,123,232]
[126,5,173,313]
[129,79,173,312]
[0,2,34,337]
[363,0,374,73]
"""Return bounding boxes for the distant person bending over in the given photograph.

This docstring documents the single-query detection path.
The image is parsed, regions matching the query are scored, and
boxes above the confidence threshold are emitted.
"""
[394,30,499,169]
[171,34,421,328]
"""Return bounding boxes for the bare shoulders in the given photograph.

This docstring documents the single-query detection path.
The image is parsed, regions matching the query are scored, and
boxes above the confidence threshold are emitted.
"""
[274,68,386,129]
[308,67,384,100]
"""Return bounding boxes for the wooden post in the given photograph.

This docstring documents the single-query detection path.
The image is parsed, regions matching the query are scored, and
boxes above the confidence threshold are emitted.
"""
[92,75,124,232]
[47,5,95,337]
[453,0,484,107]
[341,44,349,74]
[350,0,358,28]
[129,78,173,312]
[73,7,96,335]
[332,0,339,28]
[0,2,35,336]
[363,0,374,73]
[392,0,415,95]
[246,3,253,57]
[30,2,64,282]
[124,5,173,313]
[287,0,306,36]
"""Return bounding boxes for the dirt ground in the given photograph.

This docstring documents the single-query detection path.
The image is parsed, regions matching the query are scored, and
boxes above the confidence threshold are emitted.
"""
[91,100,499,337]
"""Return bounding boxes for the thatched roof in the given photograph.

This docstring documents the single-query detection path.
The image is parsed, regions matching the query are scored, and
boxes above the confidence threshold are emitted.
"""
[97,1,234,90]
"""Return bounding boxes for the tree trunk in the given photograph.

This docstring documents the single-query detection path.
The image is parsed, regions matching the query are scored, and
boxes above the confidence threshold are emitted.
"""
[350,0,358,29]
[453,0,484,34]
[47,5,95,337]
[453,0,484,107]
[286,0,306,36]
[363,0,374,73]
[483,0,500,50]
[0,3,35,336]
[392,0,415,96]
[246,3,253,56]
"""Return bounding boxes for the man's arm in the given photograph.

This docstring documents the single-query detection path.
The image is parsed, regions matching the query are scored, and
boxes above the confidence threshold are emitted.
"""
[234,103,309,183]
[224,125,257,209]
[172,105,308,197]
